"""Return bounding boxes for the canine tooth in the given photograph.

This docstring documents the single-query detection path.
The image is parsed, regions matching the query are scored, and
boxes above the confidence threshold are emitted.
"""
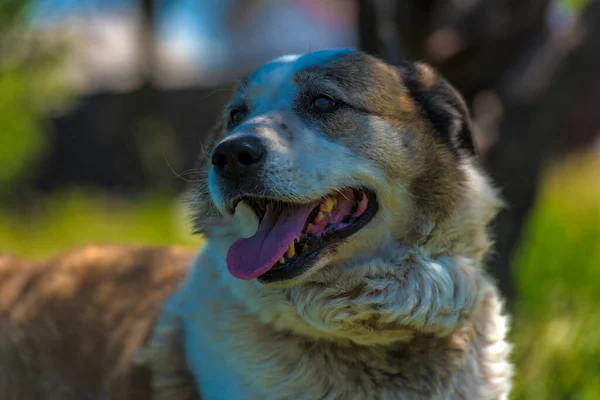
[306,223,314,233]
[286,243,295,258]
[320,197,336,213]
[233,201,259,238]
[279,257,285,264]
[316,212,325,222]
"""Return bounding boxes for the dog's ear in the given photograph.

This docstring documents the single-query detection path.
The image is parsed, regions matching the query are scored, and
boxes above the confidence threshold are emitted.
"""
[397,61,476,157]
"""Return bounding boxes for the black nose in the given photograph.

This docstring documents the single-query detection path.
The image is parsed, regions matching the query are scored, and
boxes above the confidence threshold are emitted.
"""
[211,135,266,181]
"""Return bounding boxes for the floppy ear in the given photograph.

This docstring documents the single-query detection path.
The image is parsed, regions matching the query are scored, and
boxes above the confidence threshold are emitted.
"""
[397,61,476,157]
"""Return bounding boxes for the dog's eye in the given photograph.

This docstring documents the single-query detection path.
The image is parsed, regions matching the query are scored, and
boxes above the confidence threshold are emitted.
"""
[311,96,338,112]
[230,108,247,125]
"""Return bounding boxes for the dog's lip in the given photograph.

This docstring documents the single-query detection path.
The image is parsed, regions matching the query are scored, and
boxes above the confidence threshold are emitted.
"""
[254,188,379,284]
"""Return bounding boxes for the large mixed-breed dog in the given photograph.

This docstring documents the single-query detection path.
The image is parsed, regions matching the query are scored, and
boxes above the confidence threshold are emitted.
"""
[1,49,512,399]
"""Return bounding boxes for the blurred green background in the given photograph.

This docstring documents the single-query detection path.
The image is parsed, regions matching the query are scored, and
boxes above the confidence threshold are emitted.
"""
[1,0,599,398]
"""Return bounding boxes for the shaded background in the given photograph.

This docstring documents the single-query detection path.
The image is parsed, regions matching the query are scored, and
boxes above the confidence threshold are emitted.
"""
[1,0,599,398]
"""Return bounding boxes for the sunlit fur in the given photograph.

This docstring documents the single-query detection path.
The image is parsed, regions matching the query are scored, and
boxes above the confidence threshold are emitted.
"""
[138,49,513,399]
[0,245,196,400]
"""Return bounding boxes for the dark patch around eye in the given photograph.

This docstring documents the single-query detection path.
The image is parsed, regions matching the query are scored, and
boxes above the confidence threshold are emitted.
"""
[227,103,248,130]
[231,110,245,123]
[312,96,338,112]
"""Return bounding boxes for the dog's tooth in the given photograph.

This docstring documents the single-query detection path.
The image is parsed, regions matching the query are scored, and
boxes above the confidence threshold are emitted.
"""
[279,257,285,264]
[320,197,336,213]
[306,223,314,233]
[233,200,259,238]
[316,212,325,222]
[286,243,295,258]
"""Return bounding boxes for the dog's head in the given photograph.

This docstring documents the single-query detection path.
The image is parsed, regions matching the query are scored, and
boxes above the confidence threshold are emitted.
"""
[190,49,499,341]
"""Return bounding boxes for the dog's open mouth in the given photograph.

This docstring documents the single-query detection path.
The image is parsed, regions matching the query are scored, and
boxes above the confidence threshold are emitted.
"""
[226,188,378,283]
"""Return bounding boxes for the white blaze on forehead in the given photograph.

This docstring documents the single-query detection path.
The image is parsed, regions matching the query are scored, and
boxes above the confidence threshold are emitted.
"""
[246,48,356,107]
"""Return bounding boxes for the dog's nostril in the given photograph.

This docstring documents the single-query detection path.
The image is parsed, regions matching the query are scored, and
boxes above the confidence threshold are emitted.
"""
[237,147,263,166]
[212,153,228,170]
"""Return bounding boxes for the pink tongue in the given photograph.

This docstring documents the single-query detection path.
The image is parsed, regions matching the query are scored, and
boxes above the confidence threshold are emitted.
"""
[226,203,314,280]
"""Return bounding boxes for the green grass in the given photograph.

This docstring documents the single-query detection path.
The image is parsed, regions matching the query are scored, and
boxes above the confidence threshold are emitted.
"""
[511,154,600,400]
[1,155,599,399]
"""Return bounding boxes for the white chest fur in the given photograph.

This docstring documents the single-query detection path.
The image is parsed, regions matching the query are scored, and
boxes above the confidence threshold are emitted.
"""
[169,247,351,399]
[183,320,251,400]
[161,245,510,400]
[170,250,257,399]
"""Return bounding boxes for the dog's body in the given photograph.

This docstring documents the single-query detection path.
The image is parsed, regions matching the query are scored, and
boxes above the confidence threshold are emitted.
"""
[0,245,196,400]
[1,49,512,399]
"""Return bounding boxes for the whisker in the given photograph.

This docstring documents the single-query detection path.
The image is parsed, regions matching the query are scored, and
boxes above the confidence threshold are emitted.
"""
[163,152,208,183]
[203,87,235,101]
[176,167,204,175]
[347,175,359,188]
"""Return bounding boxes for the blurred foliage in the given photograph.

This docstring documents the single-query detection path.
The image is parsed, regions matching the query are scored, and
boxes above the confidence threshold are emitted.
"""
[564,0,594,12]
[511,152,600,400]
[0,0,28,26]
[1,152,599,399]
[0,0,72,196]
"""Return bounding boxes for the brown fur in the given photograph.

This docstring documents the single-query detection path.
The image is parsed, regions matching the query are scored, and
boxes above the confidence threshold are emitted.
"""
[0,245,196,400]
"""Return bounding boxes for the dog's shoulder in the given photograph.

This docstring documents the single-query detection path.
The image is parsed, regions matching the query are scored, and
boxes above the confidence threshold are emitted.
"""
[0,245,195,400]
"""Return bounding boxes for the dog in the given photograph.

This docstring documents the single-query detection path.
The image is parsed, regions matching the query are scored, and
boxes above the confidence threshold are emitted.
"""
[1,49,512,399]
